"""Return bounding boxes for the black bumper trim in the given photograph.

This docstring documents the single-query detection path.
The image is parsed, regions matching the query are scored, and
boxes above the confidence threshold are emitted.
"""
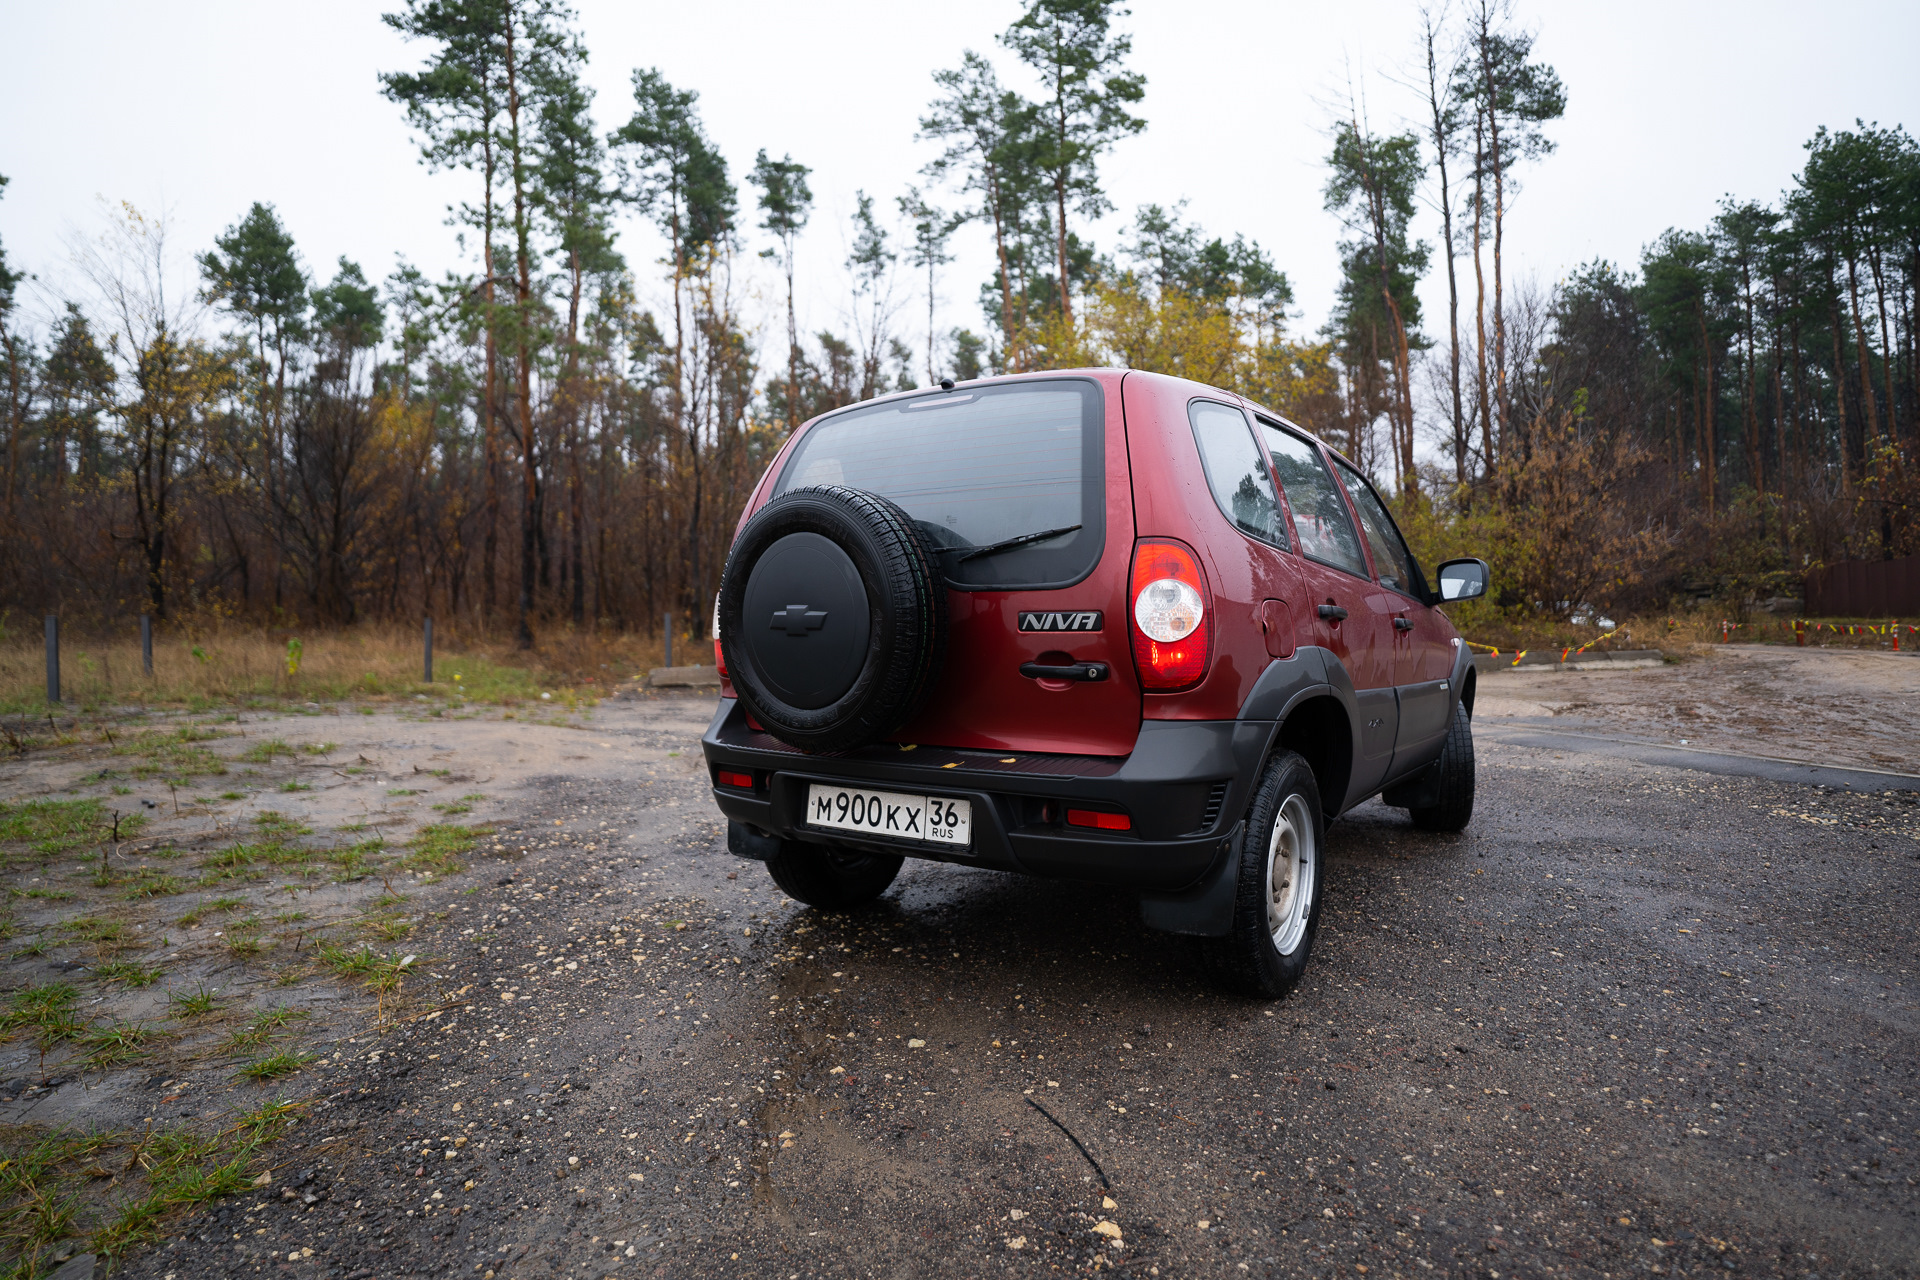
[701,699,1274,896]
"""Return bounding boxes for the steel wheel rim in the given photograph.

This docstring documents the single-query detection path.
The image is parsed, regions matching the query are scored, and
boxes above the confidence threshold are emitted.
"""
[1265,793,1315,956]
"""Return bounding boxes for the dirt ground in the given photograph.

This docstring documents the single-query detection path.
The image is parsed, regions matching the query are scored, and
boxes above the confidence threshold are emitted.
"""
[0,650,1914,1279]
[1474,644,1920,775]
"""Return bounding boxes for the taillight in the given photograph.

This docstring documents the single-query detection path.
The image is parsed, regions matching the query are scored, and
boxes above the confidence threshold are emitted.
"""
[1067,808,1131,831]
[712,592,727,676]
[717,769,754,789]
[1129,539,1210,690]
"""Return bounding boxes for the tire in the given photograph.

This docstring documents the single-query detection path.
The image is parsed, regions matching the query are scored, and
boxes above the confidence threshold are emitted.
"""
[718,485,947,753]
[764,841,904,910]
[1201,751,1325,999]
[1408,701,1475,833]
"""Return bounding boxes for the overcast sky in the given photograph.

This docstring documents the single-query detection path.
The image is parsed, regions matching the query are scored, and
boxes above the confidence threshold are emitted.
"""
[3,0,1917,387]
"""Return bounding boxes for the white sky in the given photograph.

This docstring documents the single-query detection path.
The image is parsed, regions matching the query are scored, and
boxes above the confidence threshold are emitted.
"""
[4,0,1917,394]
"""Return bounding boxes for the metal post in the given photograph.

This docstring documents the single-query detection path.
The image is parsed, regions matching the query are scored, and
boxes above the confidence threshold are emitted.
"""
[663,612,674,668]
[45,615,59,704]
[423,616,434,682]
[140,614,154,674]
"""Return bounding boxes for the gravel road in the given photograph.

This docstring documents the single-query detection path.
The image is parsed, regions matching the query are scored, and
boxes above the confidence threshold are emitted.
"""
[109,666,1918,1280]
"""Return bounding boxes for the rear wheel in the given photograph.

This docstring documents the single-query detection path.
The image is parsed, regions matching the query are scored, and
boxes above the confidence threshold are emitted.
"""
[1202,751,1324,999]
[764,841,904,910]
[1408,701,1475,833]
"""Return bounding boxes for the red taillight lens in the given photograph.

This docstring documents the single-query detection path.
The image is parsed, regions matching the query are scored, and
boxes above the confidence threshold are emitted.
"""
[1129,539,1211,690]
[714,637,728,677]
[1067,808,1131,831]
[717,770,754,789]
[713,593,728,676]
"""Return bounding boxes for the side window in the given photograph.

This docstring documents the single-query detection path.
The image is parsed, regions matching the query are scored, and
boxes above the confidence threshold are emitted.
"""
[1333,460,1421,597]
[1259,423,1368,579]
[1189,401,1287,549]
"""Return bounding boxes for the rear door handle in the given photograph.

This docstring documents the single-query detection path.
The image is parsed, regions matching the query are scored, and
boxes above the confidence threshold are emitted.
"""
[1317,604,1348,621]
[1019,661,1109,682]
[1393,616,1414,631]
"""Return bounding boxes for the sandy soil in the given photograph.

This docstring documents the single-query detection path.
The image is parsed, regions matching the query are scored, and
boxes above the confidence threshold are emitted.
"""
[1474,644,1920,774]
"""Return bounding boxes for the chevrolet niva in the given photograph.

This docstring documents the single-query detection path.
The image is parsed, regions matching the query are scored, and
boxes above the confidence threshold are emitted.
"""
[701,369,1489,997]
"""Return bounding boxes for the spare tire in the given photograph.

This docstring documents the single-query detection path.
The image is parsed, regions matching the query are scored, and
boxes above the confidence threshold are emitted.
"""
[718,485,947,752]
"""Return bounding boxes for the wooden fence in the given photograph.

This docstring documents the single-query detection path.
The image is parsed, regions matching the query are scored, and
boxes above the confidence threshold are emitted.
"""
[1804,554,1920,616]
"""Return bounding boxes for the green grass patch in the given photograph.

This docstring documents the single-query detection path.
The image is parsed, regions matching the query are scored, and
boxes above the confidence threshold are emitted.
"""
[120,870,188,900]
[59,916,127,944]
[402,824,484,880]
[277,781,313,793]
[113,726,229,782]
[250,811,311,839]
[236,1050,313,1082]
[0,799,144,858]
[220,1006,308,1054]
[327,840,383,881]
[301,742,336,756]
[0,1095,303,1269]
[317,944,414,993]
[236,738,295,764]
[81,1020,160,1067]
[93,960,163,989]
[431,792,485,815]
[167,984,220,1017]
[14,887,74,901]
[217,791,245,801]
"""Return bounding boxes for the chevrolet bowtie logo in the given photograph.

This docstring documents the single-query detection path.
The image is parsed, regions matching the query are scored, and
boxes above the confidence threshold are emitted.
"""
[772,604,828,636]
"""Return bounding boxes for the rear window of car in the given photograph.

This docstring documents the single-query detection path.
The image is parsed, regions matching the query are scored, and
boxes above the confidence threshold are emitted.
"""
[773,379,1105,589]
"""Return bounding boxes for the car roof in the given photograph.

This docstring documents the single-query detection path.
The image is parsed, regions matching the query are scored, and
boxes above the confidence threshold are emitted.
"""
[797,367,1345,465]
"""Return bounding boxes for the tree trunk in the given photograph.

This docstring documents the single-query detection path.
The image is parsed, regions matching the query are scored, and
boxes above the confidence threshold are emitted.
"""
[505,6,537,650]
[1470,112,1493,473]
[481,131,501,625]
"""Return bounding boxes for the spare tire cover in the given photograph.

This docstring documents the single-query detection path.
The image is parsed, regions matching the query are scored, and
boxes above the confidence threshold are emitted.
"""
[719,485,947,752]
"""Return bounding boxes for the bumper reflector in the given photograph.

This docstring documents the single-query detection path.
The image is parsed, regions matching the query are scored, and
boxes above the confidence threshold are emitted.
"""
[1067,808,1131,831]
[717,770,755,789]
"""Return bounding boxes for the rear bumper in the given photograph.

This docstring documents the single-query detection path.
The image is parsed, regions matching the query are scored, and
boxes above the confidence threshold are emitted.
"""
[700,698,1271,895]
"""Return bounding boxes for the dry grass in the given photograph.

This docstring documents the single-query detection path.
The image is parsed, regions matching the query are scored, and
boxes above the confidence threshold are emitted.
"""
[0,621,688,713]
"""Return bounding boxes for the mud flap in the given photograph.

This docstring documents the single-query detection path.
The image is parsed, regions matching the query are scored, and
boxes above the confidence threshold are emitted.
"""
[1382,762,1442,810]
[727,820,783,862]
[1136,821,1245,937]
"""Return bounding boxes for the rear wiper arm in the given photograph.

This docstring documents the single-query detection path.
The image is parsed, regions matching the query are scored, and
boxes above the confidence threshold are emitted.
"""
[952,524,1083,563]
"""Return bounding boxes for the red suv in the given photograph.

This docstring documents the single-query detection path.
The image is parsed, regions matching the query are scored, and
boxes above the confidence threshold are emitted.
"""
[702,370,1488,996]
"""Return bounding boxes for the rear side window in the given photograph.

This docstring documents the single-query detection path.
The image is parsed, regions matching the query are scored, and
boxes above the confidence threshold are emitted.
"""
[774,379,1104,589]
[1333,459,1422,597]
[1188,400,1287,549]
[1259,423,1368,579]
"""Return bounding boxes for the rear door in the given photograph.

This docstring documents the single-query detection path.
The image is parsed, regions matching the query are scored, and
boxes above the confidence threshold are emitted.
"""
[767,375,1139,756]
[1258,422,1398,795]
[1331,459,1454,766]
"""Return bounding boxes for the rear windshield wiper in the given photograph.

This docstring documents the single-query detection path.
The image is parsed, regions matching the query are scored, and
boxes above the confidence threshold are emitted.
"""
[951,524,1083,563]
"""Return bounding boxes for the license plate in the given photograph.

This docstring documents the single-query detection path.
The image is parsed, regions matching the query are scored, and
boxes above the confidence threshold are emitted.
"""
[805,784,971,847]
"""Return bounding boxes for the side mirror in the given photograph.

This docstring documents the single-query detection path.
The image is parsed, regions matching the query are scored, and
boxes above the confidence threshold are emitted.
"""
[1435,557,1490,603]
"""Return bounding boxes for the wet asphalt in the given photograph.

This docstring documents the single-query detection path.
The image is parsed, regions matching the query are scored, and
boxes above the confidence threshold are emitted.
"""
[120,694,1920,1280]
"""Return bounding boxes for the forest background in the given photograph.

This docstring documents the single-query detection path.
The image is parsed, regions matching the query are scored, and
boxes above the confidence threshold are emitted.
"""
[1,0,1917,673]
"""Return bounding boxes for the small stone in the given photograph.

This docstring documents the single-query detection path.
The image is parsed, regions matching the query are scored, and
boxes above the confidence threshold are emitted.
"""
[829,1066,845,1074]
[1007,1236,1027,1251]
[567,1156,580,1166]
[1009,1209,1027,1220]
[1102,1196,1118,1210]
[1323,1208,1336,1219]
[48,1255,96,1280]
[908,1039,926,1048]
[1092,1222,1123,1240]
[1197,1220,1211,1230]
